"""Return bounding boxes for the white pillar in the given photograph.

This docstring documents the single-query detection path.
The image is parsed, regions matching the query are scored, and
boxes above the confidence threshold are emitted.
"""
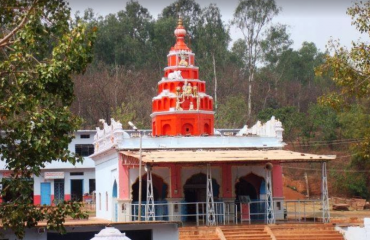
[265,163,275,224]
[206,164,216,225]
[146,164,155,221]
[322,161,330,223]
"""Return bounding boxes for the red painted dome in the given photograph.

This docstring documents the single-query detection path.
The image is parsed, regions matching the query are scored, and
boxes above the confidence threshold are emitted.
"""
[151,17,214,136]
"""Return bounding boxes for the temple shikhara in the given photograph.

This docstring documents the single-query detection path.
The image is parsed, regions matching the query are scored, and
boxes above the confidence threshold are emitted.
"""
[152,18,214,136]
[91,18,335,225]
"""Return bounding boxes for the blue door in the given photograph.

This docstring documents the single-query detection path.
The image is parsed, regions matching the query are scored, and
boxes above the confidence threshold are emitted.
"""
[41,182,51,205]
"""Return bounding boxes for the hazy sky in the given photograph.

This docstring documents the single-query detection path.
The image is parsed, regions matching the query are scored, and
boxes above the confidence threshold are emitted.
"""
[66,0,369,51]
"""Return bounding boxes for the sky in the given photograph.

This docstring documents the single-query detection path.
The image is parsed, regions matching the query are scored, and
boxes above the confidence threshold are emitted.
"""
[66,0,369,52]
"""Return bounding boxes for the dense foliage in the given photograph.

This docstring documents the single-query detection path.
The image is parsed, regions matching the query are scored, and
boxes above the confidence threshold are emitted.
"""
[0,0,96,238]
[316,1,370,198]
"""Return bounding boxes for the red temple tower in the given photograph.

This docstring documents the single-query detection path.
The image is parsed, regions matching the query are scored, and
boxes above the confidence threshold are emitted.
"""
[151,18,215,136]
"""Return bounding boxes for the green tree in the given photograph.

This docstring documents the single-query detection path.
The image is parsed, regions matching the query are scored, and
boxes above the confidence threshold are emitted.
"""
[93,0,153,67]
[161,0,201,40]
[261,23,292,67]
[196,4,230,112]
[316,1,370,167]
[301,104,339,147]
[111,102,145,129]
[232,0,280,118]
[217,95,247,128]
[0,0,96,238]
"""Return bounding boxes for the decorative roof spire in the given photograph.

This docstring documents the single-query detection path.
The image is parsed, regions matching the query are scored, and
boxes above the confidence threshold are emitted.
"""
[173,15,189,50]
[178,16,183,27]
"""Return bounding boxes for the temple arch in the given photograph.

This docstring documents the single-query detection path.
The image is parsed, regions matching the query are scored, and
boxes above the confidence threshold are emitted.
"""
[235,172,265,201]
[183,173,220,221]
[131,173,168,202]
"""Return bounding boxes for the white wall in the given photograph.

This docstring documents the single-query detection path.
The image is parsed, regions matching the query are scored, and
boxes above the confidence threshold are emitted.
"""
[95,152,119,220]
[336,218,370,240]
[44,130,96,169]
[33,170,95,196]
[2,228,47,240]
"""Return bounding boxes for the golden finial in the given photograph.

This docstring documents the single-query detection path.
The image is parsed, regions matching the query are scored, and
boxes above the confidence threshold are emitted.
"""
[175,3,183,26]
[178,16,183,26]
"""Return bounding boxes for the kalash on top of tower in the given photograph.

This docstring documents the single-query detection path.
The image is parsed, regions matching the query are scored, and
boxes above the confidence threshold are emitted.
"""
[151,17,215,137]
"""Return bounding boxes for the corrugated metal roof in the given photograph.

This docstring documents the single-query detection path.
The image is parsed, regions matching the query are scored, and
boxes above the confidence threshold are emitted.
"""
[120,150,335,164]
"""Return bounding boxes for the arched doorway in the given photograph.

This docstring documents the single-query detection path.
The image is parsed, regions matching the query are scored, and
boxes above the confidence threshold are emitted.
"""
[132,173,169,220]
[112,180,118,222]
[112,180,117,198]
[235,173,264,201]
[235,173,265,221]
[132,173,168,202]
[183,173,220,221]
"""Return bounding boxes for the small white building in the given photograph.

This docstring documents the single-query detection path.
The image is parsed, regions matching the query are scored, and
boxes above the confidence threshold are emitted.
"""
[0,130,96,205]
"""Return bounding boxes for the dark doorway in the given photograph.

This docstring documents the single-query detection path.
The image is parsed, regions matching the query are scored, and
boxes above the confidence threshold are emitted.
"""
[71,179,83,202]
[183,173,220,221]
[54,179,64,204]
[132,174,169,220]
[132,174,168,202]
[235,173,265,221]
[235,173,264,201]
[89,179,96,194]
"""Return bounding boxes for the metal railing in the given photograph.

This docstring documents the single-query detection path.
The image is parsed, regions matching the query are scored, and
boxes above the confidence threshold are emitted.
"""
[119,199,325,225]
[131,201,226,225]
[284,199,323,223]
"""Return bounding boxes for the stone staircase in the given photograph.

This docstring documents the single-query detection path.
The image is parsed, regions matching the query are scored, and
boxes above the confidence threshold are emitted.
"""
[220,225,272,240]
[270,224,345,240]
[179,226,220,240]
[179,224,345,240]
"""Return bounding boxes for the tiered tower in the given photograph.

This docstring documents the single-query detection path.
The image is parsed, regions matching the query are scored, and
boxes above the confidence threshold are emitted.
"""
[151,18,214,136]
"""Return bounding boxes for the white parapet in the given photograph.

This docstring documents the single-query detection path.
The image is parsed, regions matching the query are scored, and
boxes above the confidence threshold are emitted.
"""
[92,117,285,156]
[236,116,284,141]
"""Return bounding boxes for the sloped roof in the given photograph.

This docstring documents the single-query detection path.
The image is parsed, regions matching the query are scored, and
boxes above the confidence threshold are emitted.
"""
[121,149,335,164]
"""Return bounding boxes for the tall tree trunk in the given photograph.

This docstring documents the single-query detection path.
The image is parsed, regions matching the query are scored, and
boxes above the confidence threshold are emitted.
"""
[248,69,254,118]
[114,62,118,108]
[212,53,218,113]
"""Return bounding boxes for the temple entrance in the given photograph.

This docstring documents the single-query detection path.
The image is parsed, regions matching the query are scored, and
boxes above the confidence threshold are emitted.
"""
[183,173,219,221]
[235,173,265,221]
[235,173,265,201]
[132,173,168,220]
[132,173,168,202]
